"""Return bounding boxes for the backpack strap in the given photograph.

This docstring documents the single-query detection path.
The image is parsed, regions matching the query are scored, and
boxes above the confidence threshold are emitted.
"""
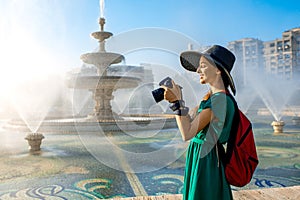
[222,93,240,166]
[216,92,239,165]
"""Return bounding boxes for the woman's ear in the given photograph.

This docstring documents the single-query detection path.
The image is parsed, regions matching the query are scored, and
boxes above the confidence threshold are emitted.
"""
[215,68,221,75]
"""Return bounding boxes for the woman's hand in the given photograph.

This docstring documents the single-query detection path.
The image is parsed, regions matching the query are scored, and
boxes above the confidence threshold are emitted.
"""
[162,80,182,103]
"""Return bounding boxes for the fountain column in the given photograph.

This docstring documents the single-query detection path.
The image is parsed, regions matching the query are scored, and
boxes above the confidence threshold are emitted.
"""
[93,87,114,119]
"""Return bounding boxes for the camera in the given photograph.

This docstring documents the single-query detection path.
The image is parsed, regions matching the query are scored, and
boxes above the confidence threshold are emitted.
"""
[152,77,173,103]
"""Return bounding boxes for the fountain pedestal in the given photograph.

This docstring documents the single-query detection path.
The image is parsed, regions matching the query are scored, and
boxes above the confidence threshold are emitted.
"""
[271,121,285,134]
[93,87,114,119]
[25,133,44,151]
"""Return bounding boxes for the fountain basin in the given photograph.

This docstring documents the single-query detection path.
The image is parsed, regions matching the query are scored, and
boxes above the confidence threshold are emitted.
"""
[67,75,140,90]
[80,52,124,66]
[271,120,285,134]
[91,31,113,41]
[6,115,177,133]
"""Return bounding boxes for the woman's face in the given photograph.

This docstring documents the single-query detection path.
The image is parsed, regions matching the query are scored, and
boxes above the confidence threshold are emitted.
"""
[196,56,220,85]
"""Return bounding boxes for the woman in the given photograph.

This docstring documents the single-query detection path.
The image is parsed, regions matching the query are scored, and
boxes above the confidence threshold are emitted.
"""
[163,45,236,200]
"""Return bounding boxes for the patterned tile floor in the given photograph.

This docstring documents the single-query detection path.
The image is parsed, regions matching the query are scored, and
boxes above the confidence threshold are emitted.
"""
[0,118,299,199]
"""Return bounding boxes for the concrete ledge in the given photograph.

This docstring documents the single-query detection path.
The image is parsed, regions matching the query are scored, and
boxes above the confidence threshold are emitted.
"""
[110,186,300,200]
[232,185,300,200]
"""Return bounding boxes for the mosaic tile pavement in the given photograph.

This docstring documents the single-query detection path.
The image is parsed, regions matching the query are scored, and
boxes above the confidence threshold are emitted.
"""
[0,120,299,199]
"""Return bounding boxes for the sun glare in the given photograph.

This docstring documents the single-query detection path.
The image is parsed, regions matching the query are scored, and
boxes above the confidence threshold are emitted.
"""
[0,0,68,101]
[0,27,60,100]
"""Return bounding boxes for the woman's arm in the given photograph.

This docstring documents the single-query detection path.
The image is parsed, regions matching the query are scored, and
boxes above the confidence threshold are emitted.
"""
[162,80,212,141]
[175,108,212,141]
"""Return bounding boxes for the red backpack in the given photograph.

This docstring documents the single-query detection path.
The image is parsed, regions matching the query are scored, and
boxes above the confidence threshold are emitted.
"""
[218,94,259,187]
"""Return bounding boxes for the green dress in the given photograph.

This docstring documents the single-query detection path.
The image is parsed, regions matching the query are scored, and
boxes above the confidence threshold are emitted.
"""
[183,92,235,200]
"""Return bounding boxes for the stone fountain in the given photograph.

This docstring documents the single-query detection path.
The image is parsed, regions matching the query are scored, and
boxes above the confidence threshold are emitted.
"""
[65,17,177,132]
[68,17,140,121]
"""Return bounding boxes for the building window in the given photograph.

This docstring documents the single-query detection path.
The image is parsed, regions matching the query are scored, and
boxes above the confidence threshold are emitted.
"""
[278,59,284,65]
[284,40,291,51]
[277,47,283,52]
[285,65,290,70]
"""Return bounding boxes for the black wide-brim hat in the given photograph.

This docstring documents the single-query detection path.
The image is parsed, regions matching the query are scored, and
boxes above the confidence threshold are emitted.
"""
[180,45,236,95]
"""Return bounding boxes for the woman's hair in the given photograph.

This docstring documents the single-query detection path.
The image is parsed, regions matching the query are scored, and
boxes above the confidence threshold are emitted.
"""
[207,58,230,90]
[216,64,230,89]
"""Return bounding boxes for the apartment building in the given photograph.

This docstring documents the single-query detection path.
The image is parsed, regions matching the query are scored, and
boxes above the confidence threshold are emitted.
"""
[227,27,300,84]
[228,38,264,87]
[264,27,300,79]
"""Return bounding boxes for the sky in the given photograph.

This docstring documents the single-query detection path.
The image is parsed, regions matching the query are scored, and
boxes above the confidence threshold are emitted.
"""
[0,0,299,96]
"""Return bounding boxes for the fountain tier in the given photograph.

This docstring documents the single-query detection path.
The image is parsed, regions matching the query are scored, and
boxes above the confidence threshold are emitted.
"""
[67,76,140,90]
[80,52,124,69]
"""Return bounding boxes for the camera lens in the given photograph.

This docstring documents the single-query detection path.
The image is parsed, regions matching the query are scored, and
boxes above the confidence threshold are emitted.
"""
[151,88,165,103]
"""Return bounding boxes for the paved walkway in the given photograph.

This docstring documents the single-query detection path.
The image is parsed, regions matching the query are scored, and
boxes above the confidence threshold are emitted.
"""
[0,119,299,199]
